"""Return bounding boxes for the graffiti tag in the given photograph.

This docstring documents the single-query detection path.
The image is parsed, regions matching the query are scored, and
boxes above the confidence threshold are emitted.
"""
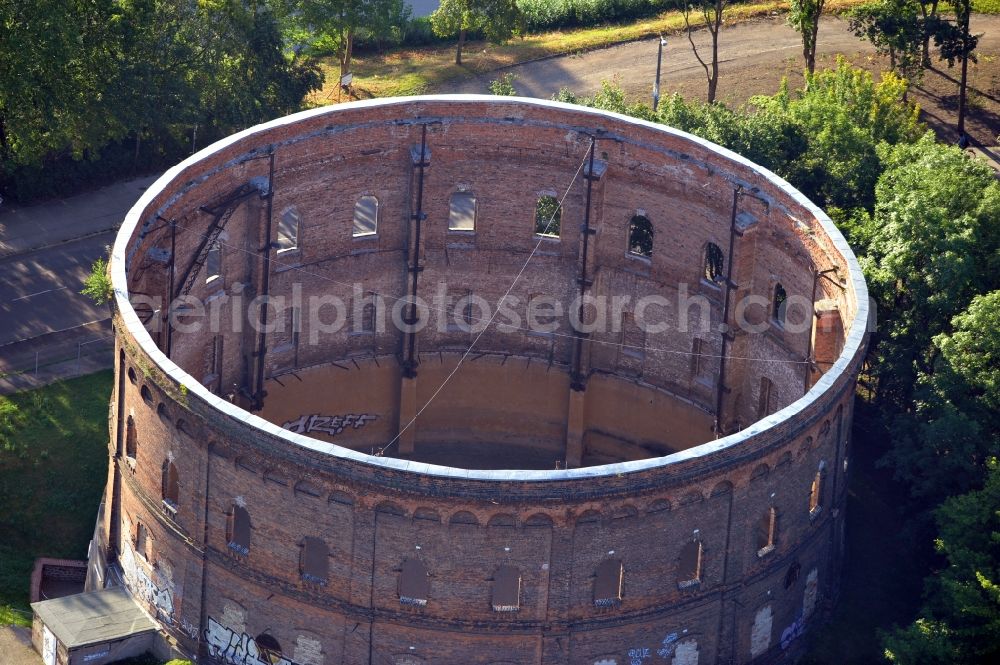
[205,616,300,665]
[282,413,377,437]
[780,614,806,650]
[120,541,174,623]
[627,647,651,665]
[656,632,680,658]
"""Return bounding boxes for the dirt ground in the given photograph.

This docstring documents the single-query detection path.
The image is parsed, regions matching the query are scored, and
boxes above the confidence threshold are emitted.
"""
[446,14,1000,147]
[0,626,42,665]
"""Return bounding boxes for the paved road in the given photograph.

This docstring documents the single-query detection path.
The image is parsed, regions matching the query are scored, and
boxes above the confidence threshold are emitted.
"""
[0,175,156,389]
[0,232,111,346]
[446,14,1000,103]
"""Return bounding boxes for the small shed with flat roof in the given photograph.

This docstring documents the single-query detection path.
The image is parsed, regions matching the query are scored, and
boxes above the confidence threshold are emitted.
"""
[30,587,158,665]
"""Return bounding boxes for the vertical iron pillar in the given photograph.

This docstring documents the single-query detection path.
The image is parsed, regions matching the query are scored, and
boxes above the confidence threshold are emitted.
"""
[252,150,276,411]
[165,219,176,358]
[713,186,742,436]
[571,137,598,391]
[403,125,429,378]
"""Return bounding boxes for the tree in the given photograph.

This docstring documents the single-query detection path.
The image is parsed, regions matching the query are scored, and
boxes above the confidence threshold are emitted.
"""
[848,0,924,84]
[929,0,979,137]
[682,1,727,103]
[284,0,409,79]
[430,0,522,66]
[861,135,1000,411]
[788,0,826,75]
[884,458,1000,664]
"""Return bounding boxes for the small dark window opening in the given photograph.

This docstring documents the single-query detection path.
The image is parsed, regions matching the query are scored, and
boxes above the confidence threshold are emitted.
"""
[399,558,429,606]
[704,242,725,282]
[628,215,653,258]
[755,508,776,556]
[492,565,521,612]
[758,377,773,419]
[125,416,137,461]
[362,301,376,334]
[227,504,251,556]
[254,634,282,664]
[810,468,824,515]
[534,195,561,237]
[140,384,153,404]
[784,562,801,589]
[678,540,703,587]
[593,559,623,607]
[300,537,329,585]
[127,367,137,384]
[135,522,150,560]
[206,240,222,282]
[773,283,788,324]
[162,461,179,509]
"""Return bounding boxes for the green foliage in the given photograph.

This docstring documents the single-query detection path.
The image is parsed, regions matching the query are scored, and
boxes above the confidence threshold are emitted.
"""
[81,257,114,306]
[0,372,113,624]
[848,0,924,79]
[489,72,519,95]
[860,135,1000,414]
[432,0,523,63]
[881,290,1000,498]
[884,459,1000,664]
[516,0,679,31]
[0,1,321,204]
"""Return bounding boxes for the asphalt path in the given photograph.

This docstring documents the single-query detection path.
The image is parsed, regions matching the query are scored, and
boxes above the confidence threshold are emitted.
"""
[0,231,112,347]
[446,14,1000,103]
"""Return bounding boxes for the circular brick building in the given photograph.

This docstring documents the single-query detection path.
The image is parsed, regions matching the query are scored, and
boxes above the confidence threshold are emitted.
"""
[99,96,869,665]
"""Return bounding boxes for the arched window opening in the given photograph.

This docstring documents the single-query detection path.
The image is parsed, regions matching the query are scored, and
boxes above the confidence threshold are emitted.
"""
[627,215,653,258]
[277,208,299,250]
[448,191,476,231]
[353,196,378,237]
[362,300,376,334]
[399,558,430,606]
[227,504,251,556]
[254,634,283,665]
[755,507,777,557]
[161,461,179,510]
[300,537,329,585]
[492,565,521,612]
[206,239,222,282]
[534,195,561,237]
[593,559,623,607]
[135,522,150,560]
[757,377,773,419]
[773,283,788,325]
[809,464,825,517]
[704,242,725,282]
[678,540,703,588]
[140,384,153,404]
[784,562,801,589]
[125,416,137,461]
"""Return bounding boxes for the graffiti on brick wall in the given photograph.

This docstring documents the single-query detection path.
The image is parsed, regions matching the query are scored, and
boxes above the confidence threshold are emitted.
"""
[281,413,377,437]
[803,568,819,618]
[205,617,301,665]
[780,614,806,650]
[656,632,681,658]
[120,539,174,623]
[627,647,650,665]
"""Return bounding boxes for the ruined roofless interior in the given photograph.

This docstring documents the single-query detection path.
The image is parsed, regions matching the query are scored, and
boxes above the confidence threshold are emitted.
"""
[103,96,870,665]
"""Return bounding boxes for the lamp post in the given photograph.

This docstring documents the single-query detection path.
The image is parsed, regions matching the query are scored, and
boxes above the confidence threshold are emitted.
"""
[652,36,668,111]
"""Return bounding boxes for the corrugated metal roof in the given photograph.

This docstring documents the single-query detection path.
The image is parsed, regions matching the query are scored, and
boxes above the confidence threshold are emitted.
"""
[30,587,156,649]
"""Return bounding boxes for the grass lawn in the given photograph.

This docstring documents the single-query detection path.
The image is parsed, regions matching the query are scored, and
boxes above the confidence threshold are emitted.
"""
[0,371,113,627]
[802,402,933,664]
